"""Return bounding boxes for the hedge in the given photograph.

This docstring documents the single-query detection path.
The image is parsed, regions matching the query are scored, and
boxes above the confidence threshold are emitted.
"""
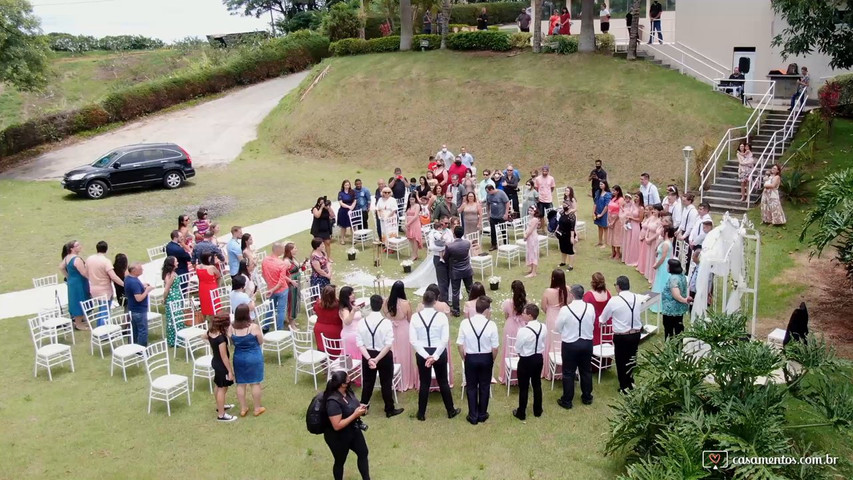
[0,32,330,158]
[330,31,518,56]
[446,31,512,51]
[820,72,853,119]
[543,34,615,55]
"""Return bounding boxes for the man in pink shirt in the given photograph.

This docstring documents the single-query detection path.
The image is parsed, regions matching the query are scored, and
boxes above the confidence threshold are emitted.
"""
[534,165,556,217]
[262,242,296,330]
[86,240,124,302]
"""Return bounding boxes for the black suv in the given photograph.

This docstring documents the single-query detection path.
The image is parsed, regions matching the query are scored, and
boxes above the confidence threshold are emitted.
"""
[61,143,196,199]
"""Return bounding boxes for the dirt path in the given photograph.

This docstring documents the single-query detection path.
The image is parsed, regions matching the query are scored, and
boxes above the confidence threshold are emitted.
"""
[0,72,308,180]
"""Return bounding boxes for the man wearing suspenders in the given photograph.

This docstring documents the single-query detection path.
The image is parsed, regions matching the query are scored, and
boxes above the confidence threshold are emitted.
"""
[357,295,405,418]
[456,296,500,425]
[409,290,461,421]
[512,304,546,421]
[555,285,596,409]
[600,276,644,394]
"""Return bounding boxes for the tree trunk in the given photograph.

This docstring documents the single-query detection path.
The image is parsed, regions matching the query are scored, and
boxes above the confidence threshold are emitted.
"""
[440,0,450,49]
[359,0,366,40]
[532,0,544,53]
[400,0,413,50]
[627,0,641,60]
[578,0,595,52]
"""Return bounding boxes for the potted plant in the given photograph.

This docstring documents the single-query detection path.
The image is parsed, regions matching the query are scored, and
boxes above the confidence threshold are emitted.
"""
[401,259,413,273]
[346,248,358,261]
[488,276,501,291]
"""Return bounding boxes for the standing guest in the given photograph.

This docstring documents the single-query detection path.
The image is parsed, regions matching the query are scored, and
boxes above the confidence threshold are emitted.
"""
[448,157,468,188]
[237,260,256,297]
[524,208,542,278]
[284,243,305,327]
[354,178,372,229]
[589,160,607,198]
[618,194,635,264]
[375,187,399,243]
[556,284,596,409]
[661,259,691,339]
[478,169,495,201]
[166,230,193,276]
[599,3,611,32]
[534,166,556,218]
[459,147,474,171]
[559,7,572,34]
[312,197,336,260]
[178,214,191,239]
[432,160,449,189]
[582,272,612,346]
[162,256,184,347]
[226,226,244,277]
[59,240,90,330]
[463,282,487,320]
[405,195,424,261]
[623,193,645,267]
[427,218,453,302]
[417,284,453,315]
[493,170,506,191]
[459,192,482,237]
[461,171,477,202]
[358,294,405,418]
[241,233,256,275]
[457,295,499,425]
[374,180,386,240]
[430,185,452,221]
[384,281,418,391]
[687,202,712,257]
[790,66,810,110]
[125,262,154,347]
[516,8,531,32]
[485,185,511,250]
[761,164,787,225]
[262,242,291,330]
[192,230,225,265]
[600,276,643,394]
[476,7,489,30]
[229,275,256,317]
[389,167,409,205]
[521,179,539,217]
[512,303,545,420]
[197,252,222,319]
[663,185,683,229]
[193,208,210,236]
[422,10,432,34]
[435,144,454,165]
[649,227,675,313]
[563,186,578,214]
[314,285,344,355]
[113,253,128,310]
[635,205,652,276]
[499,280,527,384]
[86,241,123,305]
[642,205,663,282]
[557,205,578,270]
[323,371,370,480]
[415,176,431,200]
[229,304,265,417]
[607,185,626,259]
[639,173,661,206]
[541,269,569,379]
[337,181,357,245]
[446,175,460,212]
[678,193,699,243]
[411,290,462,421]
[502,165,521,214]
[548,9,560,35]
[593,180,612,247]
[445,226,475,317]
[339,286,363,366]
[737,143,755,202]
[310,238,333,290]
[648,0,663,43]
[203,312,236,422]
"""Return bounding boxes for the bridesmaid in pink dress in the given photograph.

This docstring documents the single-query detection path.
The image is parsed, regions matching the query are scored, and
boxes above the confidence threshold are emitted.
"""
[418,284,454,388]
[636,206,651,275]
[383,281,418,391]
[607,186,626,259]
[525,209,541,278]
[338,287,363,385]
[623,193,645,267]
[499,280,528,384]
[644,206,663,284]
[582,272,612,346]
[463,282,486,320]
[541,269,569,379]
[405,196,423,261]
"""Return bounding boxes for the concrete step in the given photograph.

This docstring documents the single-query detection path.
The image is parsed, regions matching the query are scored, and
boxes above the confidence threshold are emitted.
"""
[707,202,751,214]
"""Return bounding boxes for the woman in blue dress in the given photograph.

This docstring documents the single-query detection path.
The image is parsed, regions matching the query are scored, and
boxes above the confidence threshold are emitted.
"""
[230,304,265,417]
[649,226,675,313]
[59,240,91,330]
[337,180,357,246]
[593,180,612,247]
[660,259,691,339]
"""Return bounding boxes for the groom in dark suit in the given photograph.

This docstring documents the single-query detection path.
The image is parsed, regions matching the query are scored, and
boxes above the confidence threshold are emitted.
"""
[445,226,474,317]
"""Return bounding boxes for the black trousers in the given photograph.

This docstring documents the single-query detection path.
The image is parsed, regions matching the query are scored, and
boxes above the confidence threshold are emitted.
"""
[663,314,685,340]
[360,350,395,414]
[433,256,450,303]
[464,353,493,421]
[561,340,593,405]
[506,190,519,214]
[416,348,455,417]
[517,353,543,418]
[324,428,370,480]
[450,275,473,313]
[489,217,506,248]
[375,212,382,240]
[613,332,641,393]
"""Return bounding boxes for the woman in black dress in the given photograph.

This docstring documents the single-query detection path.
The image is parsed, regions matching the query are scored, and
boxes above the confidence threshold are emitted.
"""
[203,312,236,422]
[311,196,336,261]
[113,253,128,310]
[557,204,577,270]
[324,370,370,480]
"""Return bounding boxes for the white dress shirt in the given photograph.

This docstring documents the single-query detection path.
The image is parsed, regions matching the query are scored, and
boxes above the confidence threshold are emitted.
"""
[436,149,455,164]
[600,291,644,334]
[456,314,500,354]
[514,321,546,357]
[555,300,596,343]
[410,308,449,359]
[428,227,453,256]
[459,152,474,169]
[668,199,683,229]
[689,213,712,246]
[356,311,394,351]
[680,204,698,237]
[640,182,661,206]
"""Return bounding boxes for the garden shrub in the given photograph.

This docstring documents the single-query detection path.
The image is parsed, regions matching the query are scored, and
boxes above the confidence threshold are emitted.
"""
[329,38,367,56]
[322,3,360,42]
[448,23,471,32]
[542,35,578,54]
[411,34,442,50]
[487,25,500,31]
[820,72,853,119]
[510,32,532,49]
[366,36,401,53]
[446,31,512,52]
[595,33,615,54]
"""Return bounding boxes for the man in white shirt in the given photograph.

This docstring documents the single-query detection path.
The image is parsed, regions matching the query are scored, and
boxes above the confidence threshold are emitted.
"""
[512,304,546,421]
[428,217,453,302]
[678,192,699,241]
[599,276,644,394]
[664,185,683,229]
[688,203,712,248]
[639,173,661,206]
[457,296,499,425]
[435,144,454,165]
[555,284,596,409]
[459,146,474,171]
[410,290,461,421]
[358,295,404,418]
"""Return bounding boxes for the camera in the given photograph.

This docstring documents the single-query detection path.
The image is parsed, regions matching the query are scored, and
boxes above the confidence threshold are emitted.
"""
[355,419,368,431]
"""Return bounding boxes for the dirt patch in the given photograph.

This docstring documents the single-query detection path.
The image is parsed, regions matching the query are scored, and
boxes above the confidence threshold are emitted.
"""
[760,253,853,359]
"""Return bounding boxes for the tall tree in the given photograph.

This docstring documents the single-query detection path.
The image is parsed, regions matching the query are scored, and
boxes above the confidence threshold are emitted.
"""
[771,0,853,70]
[626,0,641,60]
[439,0,450,49]
[400,0,413,50]
[0,0,49,91]
[532,0,544,53]
[578,0,595,52]
[223,0,287,17]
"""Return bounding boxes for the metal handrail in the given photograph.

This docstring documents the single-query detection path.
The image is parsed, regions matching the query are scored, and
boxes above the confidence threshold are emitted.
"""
[646,43,727,80]
[674,42,729,72]
[640,43,718,84]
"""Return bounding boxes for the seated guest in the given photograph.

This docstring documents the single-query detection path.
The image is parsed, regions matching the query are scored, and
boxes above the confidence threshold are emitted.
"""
[556,284,595,409]
[512,303,546,420]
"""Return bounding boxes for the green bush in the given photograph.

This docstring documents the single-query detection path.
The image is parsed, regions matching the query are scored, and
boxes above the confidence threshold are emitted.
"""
[322,3,360,42]
[596,33,615,54]
[280,11,324,34]
[542,35,578,54]
[510,32,532,49]
[365,36,400,53]
[820,72,853,119]
[448,23,471,32]
[364,15,402,39]
[449,2,527,26]
[486,25,500,31]
[411,34,442,50]
[446,31,512,51]
[329,38,367,56]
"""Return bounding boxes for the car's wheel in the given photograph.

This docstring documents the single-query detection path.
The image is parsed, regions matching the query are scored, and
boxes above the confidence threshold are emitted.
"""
[163,171,183,189]
[85,180,108,199]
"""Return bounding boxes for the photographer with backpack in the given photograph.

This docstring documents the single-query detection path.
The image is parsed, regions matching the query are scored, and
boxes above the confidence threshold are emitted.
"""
[315,370,370,480]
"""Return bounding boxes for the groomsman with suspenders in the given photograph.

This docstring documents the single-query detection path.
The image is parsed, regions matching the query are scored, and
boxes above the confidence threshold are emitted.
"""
[599,276,644,394]
[410,290,461,421]
[556,285,596,409]
[457,296,500,425]
[512,303,546,421]
[357,295,404,418]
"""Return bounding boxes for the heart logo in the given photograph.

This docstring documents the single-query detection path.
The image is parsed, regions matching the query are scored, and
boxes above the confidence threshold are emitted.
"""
[708,453,721,464]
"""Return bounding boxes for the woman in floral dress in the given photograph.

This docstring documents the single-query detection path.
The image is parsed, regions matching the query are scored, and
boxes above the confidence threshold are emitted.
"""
[761,164,787,225]
[162,256,185,347]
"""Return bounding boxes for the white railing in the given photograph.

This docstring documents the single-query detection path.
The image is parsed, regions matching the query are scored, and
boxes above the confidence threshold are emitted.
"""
[640,42,725,85]
[674,42,729,73]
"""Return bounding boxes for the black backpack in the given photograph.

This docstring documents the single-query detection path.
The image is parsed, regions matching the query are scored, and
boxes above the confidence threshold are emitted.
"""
[306,393,329,434]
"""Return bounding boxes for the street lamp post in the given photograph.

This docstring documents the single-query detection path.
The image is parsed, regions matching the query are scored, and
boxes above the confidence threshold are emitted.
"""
[682,146,694,193]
